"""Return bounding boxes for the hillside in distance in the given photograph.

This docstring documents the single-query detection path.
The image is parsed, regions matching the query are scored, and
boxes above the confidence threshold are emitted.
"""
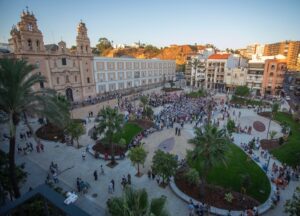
[101,44,206,65]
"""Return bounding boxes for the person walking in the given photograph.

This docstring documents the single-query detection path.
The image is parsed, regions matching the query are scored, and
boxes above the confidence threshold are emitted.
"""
[127,173,131,185]
[100,165,105,175]
[93,170,98,181]
[82,151,86,160]
[108,182,113,194]
[110,179,115,192]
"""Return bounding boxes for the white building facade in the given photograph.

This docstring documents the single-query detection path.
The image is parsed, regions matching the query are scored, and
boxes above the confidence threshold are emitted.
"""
[93,57,176,94]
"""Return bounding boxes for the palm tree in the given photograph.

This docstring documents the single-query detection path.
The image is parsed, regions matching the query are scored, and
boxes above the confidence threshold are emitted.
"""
[96,107,123,165]
[0,58,70,198]
[267,102,280,139]
[188,124,230,198]
[107,186,169,216]
[188,58,200,87]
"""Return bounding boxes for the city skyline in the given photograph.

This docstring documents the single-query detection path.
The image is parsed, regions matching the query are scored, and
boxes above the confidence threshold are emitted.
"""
[0,0,300,50]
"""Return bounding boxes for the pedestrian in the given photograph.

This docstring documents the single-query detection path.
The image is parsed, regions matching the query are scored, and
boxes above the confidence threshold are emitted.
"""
[178,128,181,136]
[29,142,33,152]
[175,127,178,135]
[108,182,113,194]
[36,144,40,153]
[53,172,58,183]
[111,179,115,191]
[100,165,105,175]
[147,170,152,179]
[127,173,131,185]
[82,151,86,160]
[40,143,44,152]
[93,170,98,181]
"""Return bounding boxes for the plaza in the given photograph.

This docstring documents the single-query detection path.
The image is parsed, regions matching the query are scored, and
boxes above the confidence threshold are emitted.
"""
[1,85,299,216]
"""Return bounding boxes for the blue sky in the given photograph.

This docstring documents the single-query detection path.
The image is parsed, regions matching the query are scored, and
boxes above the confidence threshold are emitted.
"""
[0,0,299,49]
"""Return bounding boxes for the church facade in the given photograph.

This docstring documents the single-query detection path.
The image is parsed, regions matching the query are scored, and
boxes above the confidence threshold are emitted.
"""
[8,10,96,101]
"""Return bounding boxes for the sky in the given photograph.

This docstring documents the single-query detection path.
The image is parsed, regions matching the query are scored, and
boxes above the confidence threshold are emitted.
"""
[0,0,299,50]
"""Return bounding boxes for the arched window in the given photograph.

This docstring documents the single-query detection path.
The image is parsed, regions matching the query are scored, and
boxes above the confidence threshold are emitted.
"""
[269,72,274,77]
[36,40,40,50]
[27,39,32,50]
[86,45,88,52]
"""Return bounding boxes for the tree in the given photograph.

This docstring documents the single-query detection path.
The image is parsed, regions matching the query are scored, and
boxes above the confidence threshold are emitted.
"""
[128,146,148,176]
[0,59,70,198]
[267,103,280,139]
[107,186,169,216]
[188,125,230,198]
[66,121,85,148]
[140,96,148,112]
[96,37,113,55]
[185,168,200,186]
[269,130,277,140]
[144,106,154,120]
[235,86,250,97]
[152,150,178,184]
[95,107,123,165]
[285,186,300,216]
[188,58,200,86]
[0,151,27,204]
[226,119,236,135]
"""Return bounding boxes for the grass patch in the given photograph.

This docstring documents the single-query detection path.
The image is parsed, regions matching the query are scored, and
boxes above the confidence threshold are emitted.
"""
[102,123,143,145]
[271,112,300,167]
[187,89,206,98]
[188,143,270,203]
[230,95,266,106]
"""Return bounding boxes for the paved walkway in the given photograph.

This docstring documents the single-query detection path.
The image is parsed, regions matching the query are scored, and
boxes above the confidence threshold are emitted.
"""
[1,92,299,216]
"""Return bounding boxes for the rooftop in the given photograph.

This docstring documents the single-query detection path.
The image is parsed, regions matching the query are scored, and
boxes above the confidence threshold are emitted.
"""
[208,53,230,60]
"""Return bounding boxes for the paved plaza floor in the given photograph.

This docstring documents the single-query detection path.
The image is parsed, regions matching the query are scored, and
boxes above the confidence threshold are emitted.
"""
[0,92,299,216]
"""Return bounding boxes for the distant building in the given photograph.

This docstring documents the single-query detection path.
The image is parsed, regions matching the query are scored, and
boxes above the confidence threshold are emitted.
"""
[93,57,176,94]
[262,59,287,95]
[263,40,300,71]
[246,55,286,95]
[185,48,214,87]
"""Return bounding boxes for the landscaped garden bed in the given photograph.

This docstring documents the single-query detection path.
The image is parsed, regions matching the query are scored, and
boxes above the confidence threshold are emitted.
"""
[186,90,206,98]
[92,122,142,156]
[175,172,260,210]
[162,87,183,92]
[260,139,281,150]
[36,119,85,142]
[230,95,267,106]
[36,123,65,142]
[128,119,155,130]
[175,143,270,210]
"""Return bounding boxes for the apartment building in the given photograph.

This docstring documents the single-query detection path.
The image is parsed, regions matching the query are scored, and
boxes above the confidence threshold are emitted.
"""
[185,48,214,87]
[264,41,300,71]
[262,59,287,95]
[224,67,248,91]
[93,57,176,94]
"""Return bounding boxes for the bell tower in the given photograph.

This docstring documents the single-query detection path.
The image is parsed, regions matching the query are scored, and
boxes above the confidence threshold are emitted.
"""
[76,21,91,55]
[9,8,45,54]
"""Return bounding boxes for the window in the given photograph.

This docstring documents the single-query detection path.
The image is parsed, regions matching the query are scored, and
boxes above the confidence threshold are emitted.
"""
[87,77,90,83]
[57,77,60,84]
[36,40,40,50]
[269,72,274,77]
[66,75,69,83]
[75,76,77,82]
[27,23,33,31]
[86,45,88,52]
[27,39,32,50]
[81,45,83,51]
[73,60,76,67]
[39,81,44,88]
[62,58,67,65]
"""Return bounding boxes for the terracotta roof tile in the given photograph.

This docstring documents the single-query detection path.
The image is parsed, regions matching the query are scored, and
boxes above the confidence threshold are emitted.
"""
[208,53,230,59]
